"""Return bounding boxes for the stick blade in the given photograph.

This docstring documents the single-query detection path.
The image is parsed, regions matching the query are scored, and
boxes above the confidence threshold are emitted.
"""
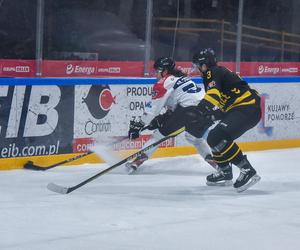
[23,161,46,171]
[47,182,70,194]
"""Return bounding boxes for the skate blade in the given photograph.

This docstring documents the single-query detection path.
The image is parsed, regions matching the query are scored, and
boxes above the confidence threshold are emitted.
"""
[206,180,233,187]
[236,174,261,193]
[125,165,138,175]
[127,168,138,175]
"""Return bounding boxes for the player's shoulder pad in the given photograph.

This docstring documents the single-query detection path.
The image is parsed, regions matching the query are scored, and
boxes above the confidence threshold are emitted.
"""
[158,74,178,88]
[153,76,168,99]
[153,75,176,99]
[206,66,221,89]
[206,65,225,81]
[213,65,229,74]
[209,65,223,74]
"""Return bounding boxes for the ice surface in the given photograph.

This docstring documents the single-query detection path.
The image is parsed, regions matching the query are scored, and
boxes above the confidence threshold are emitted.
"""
[1,148,300,250]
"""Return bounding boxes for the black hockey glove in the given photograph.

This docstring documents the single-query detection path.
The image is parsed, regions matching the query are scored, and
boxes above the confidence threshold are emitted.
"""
[148,110,173,131]
[198,99,214,116]
[128,120,145,140]
[198,99,223,122]
[148,115,165,130]
[211,108,224,121]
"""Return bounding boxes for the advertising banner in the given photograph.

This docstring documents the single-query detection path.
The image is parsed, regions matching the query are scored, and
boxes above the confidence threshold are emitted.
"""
[1,60,300,77]
[0,77,299,167]
[42,60,144,77]
[0,85,74,159]
[237,83,300,142]
[72,83,157,153]
[177,62,300,77]
[0,59,35,77]
[241,62,299,76]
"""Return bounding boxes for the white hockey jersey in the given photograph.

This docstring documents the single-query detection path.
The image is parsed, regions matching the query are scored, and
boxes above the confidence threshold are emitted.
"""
[142,74,205,125]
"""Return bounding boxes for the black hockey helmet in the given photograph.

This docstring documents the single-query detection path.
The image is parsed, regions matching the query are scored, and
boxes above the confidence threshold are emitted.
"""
[153,57,175,72]
[192,48,217,67]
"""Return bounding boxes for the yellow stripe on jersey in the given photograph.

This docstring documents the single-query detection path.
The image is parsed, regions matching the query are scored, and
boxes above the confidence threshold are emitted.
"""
[227,99,256,111]
[207,88,221,98]
[204,94,220,107]
[204,88,221,107]
[232,90,251,105]
[225,90,256,111]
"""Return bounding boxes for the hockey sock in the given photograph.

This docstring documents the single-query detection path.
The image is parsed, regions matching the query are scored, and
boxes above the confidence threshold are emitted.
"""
[212,141,244,166]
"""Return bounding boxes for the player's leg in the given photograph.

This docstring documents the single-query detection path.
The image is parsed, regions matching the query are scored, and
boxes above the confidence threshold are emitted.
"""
[205,128,235,186]
[185,132,218,170]
[125,130,163,173]
[126,109,185,174]
[183,105,221,171]
[206,106,261,191]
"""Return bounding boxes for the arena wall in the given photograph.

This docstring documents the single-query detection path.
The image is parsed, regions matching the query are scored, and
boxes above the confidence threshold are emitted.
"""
[0,77,299,170]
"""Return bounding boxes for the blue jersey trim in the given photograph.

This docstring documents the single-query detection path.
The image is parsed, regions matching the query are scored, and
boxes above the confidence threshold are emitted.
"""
[0,76,300,86]
[192,76,300,84]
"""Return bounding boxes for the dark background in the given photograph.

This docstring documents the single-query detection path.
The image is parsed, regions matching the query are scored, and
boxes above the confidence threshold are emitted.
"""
[0,0,299,61]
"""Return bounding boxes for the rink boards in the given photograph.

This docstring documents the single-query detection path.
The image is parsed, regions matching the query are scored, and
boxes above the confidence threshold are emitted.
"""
[0,76,299,170]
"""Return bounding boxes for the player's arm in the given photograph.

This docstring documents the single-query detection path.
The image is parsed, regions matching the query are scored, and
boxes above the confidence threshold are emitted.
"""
[128,78,174,139]
[198,68,224,120]
[143,88,172,125]
[203,68,223,108]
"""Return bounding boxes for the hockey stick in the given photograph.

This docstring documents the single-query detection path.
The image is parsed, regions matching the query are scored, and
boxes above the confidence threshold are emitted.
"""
[47,127,185,194]
[23,151,94,171]
[24,126,150,171]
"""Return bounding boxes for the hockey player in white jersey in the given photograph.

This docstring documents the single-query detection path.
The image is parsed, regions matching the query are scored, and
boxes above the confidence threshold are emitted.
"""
[126,57,216,173]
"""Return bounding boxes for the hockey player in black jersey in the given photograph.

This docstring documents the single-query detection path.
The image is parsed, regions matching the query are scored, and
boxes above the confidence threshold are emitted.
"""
[192,48,261,192]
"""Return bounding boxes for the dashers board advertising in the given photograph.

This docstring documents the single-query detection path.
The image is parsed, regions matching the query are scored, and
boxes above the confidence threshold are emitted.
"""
[0,77,299,167]
[73,84,155,153]
[234,83,300,142]
[0,85,74,159]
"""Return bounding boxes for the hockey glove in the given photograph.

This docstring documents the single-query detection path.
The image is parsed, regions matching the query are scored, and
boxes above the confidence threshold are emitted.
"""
[148,110,173,130]
[128,120,145,140]
[198,99,223,122]
[198,99,214,115]
[148,115,164,130]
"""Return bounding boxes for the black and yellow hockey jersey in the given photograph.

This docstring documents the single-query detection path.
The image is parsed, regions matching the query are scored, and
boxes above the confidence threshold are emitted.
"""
[202,65,260,112]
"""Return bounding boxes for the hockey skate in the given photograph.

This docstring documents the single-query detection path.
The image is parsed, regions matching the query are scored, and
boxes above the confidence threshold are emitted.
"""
[125,153,148,174]
[234,156,261,192]
[206,165,233,186]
